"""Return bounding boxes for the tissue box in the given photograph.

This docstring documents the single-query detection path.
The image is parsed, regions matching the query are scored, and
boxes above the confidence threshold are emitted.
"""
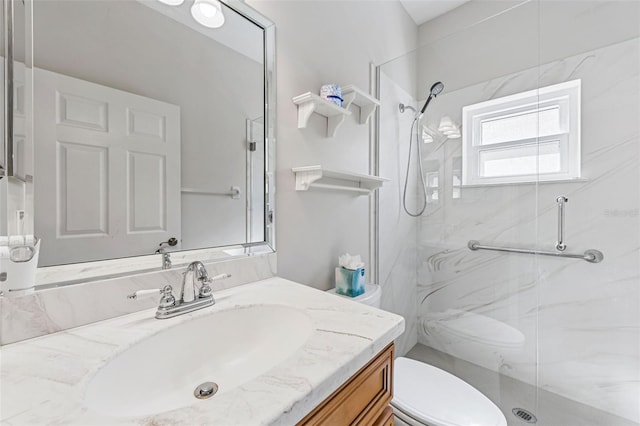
[320,84,343,107]
[335,267,365,297]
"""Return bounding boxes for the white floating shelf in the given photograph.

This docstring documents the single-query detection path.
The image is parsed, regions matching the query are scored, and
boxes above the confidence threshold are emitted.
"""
[342,85,380,125]
[292,92,351,138]
[292,165,389,195]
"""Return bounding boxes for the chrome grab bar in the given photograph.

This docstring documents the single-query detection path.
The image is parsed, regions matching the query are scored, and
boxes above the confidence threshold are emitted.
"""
[181,186,241,199]
[467,240,604,264]
[467,195,603,263]
[556,196,568,251]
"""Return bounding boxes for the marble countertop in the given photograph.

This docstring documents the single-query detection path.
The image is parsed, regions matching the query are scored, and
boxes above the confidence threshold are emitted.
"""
[0,277,404,425]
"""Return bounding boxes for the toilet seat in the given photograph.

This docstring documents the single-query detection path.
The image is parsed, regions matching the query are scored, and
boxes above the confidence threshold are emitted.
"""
[391,357,507,426]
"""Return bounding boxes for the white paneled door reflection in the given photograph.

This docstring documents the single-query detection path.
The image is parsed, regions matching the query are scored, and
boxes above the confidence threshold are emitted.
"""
[35,68,181,266]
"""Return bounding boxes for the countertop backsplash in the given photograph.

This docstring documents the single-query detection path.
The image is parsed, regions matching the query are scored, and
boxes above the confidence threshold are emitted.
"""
[0,253,276,345]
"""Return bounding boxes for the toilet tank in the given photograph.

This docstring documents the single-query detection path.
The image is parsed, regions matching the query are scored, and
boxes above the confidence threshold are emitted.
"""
[326,284,382,308]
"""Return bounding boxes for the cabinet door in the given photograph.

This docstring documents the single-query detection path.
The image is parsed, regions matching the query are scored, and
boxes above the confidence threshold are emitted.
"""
[372,406,394,426]
[298,343,394,426]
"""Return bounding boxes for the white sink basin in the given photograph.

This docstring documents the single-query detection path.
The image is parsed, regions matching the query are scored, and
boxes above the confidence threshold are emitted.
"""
[84,305,314,417]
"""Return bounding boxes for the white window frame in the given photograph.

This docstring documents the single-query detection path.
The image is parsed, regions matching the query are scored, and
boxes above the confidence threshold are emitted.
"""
[462,79,581,185]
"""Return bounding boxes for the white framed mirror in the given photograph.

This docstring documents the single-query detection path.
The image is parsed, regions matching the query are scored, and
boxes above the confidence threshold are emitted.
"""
[1,0,276,289]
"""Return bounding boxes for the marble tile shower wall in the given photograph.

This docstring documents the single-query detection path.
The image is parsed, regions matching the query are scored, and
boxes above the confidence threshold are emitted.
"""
[416,38,640,422]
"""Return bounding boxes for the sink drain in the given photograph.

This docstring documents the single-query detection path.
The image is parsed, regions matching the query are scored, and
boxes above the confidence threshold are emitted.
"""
[512,408,537,423]
[194,382,219,400]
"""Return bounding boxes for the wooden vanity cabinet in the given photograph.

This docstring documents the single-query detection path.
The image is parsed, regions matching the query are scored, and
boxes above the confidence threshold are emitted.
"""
[298,343,395,426]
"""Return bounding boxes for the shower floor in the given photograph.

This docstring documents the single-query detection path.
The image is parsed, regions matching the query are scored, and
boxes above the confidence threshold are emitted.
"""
[405,344,637,426]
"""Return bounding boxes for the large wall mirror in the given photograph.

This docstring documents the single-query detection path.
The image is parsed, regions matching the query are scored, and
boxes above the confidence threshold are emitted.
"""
[1,0,275,288]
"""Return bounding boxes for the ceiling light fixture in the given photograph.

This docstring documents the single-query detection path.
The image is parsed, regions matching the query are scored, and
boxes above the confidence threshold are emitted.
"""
[157,0,185,5]
[191,0,225,28]
[421,125,434,144]
[438,116,461,139]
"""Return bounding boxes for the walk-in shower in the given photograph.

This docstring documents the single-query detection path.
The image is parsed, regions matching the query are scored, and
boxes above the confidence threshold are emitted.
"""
[377,0,640,424]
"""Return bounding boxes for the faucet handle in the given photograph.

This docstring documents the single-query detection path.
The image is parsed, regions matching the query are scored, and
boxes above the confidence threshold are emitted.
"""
[210,273,231,282]
[127,288,162,300]
[159,285,176,308]
[199,283,213,298]
[127,285,175,309]
[198,273,231,298]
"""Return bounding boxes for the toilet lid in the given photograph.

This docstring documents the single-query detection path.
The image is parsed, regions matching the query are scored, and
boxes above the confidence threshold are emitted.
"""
[392,358,507,426]
[326,284,380,304]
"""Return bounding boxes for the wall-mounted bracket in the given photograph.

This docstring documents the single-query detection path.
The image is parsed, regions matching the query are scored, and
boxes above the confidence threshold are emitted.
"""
[342,85,380,125]
[292,92,351,138]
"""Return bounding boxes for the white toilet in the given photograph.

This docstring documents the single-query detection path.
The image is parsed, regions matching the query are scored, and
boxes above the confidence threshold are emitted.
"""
[327,285,507,426]
[392,357,507,426]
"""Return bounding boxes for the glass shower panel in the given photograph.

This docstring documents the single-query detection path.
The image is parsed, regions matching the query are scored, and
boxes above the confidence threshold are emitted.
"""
[536,1,640,424]
[377,48,422,356]
[379,1,542,423]
[379,1,640,424]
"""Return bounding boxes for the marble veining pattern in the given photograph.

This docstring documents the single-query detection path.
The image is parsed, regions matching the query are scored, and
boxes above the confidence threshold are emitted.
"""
[1,253,277,345]
[0,278,404,425]
[415,37,640,422]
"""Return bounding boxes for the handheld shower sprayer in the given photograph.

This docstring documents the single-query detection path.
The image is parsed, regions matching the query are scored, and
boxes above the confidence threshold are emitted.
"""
[400,81,445,217]
[398,82,444,119]
[419,81,445,115]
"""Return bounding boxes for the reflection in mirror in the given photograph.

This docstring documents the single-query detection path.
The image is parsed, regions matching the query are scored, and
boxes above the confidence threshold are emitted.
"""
[31,0,274,270]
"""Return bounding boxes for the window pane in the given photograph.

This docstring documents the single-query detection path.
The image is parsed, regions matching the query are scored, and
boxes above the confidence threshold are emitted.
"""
[480,106,561,145]
[479,141,562,177]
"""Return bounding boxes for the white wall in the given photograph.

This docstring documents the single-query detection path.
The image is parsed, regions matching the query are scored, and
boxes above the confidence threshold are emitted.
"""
[413,0,640,421]
[246,0,418,291]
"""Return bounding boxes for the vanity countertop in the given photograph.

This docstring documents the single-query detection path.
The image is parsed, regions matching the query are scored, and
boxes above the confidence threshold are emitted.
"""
[0,277,404,425]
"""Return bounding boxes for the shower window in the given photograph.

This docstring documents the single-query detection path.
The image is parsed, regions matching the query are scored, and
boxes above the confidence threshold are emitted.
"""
[462,79,581,185]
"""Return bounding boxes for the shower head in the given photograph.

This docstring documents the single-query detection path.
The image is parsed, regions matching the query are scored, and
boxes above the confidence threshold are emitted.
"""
[419,81,445,115]
[430,81,444,96]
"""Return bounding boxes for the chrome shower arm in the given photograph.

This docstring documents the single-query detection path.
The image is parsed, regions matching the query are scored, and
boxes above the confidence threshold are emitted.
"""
[398,103,417,114]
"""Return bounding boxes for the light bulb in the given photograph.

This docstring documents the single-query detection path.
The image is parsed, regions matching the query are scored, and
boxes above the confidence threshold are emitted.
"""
[157,0,184,5]
[438,116,461,139]
[422,126,434,144]
[199,2,217,17]
[191,0,225,28]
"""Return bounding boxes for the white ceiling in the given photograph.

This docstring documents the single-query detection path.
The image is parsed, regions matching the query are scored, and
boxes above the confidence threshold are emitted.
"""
[399,0,471,26]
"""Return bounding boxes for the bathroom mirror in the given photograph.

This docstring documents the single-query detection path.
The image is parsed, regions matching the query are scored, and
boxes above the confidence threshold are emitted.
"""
[24,0,275,286]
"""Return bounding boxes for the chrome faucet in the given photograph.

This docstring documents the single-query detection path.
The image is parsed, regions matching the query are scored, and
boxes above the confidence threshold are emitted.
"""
[180,261,213,303]
[127,261,230,319]
[158,248,172,270]
[155,237,178,270]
